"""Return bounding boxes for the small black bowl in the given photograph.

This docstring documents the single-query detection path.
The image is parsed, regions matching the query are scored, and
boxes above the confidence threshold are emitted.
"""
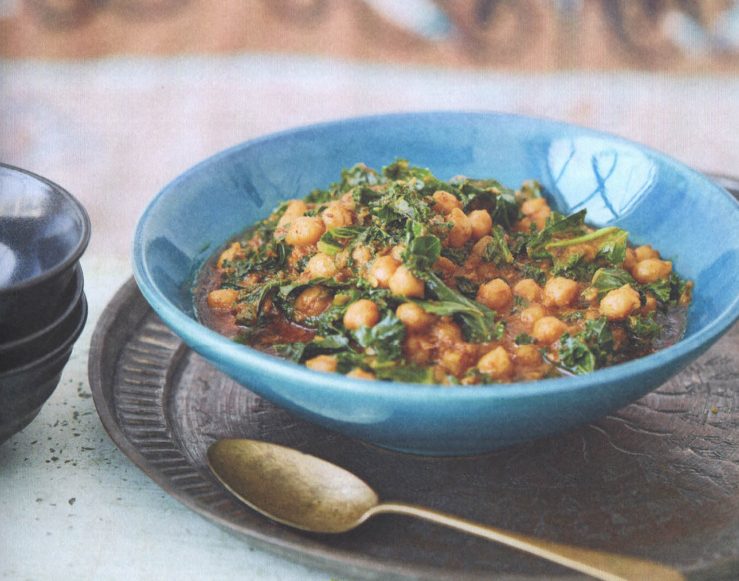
[0,264,84,372]
[0,294,87,444]
[0,163,90,342]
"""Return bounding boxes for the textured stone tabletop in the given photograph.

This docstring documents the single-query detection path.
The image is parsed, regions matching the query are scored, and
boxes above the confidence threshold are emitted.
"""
[0,55,737,580]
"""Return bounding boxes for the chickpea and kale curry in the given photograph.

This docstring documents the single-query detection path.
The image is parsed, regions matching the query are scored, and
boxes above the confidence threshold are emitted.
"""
[196,160,692,384]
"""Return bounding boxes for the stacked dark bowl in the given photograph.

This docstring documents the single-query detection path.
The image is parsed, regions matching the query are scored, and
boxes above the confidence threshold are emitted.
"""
[0,164,90,444]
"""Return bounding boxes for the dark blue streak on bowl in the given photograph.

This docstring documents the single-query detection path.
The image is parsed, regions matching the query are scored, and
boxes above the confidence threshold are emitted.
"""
[133,112,739,456]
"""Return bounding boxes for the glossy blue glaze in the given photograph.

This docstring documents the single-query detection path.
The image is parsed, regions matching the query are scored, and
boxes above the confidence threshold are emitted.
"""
[133,112,739,456]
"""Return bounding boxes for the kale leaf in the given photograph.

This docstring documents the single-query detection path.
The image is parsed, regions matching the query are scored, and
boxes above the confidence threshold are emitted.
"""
[420,272,504,342]
[354,312,406,362]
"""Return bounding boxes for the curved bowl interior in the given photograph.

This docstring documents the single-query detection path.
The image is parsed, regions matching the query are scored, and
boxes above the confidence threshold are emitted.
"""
[0,164,90,292]
[133,112,739,455]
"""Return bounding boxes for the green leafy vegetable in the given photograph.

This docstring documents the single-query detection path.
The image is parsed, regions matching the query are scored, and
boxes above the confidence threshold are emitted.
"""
[558,334,596,375]
[455,277,479,299]
[591,268,636,298]
[514,333,534,345]
[482,225,514,265]
[626,313,661,347]
[421,272,504,342]
[557,317,614,375]
[234,281,281,326]
[354,312,405,362]
[643,273,690,306]
[404,234,441,272]
[317,226,364,256]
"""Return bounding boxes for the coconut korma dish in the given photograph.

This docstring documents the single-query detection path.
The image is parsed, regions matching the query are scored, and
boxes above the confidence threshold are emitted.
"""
[197,160,692,385]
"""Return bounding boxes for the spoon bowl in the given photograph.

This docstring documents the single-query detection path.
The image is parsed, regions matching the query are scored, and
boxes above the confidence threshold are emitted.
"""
[208,438,377,533]
[208,439,684,581]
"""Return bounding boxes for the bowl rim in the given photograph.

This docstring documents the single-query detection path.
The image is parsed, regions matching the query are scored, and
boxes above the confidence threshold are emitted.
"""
[133,110,739,401]
[0,293,88,380]
[0,263,84,353]
[0,162,91,294]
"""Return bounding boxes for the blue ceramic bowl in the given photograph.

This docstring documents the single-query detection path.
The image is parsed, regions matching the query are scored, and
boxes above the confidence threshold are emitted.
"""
[133,112,739,456]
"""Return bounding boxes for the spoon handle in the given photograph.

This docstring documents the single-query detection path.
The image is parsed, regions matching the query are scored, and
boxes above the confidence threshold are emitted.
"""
[369,502,683,581]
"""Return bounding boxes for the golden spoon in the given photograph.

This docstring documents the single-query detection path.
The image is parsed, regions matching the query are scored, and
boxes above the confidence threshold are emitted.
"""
[207,439,683,581]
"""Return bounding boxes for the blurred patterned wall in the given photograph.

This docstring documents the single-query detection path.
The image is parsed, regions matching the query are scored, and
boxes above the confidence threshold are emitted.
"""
[1,0,738,70]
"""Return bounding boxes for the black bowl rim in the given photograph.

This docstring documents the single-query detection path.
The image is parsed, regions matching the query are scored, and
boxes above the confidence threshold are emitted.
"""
[0,163,91,294]
[0,293,88,380]
[0,263,84,353]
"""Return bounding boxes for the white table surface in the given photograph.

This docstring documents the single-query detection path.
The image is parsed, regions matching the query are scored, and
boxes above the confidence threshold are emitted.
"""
[1,55,738,580]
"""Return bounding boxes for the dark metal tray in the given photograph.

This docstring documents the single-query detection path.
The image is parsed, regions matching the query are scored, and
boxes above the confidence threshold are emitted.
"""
[89,176,739,580]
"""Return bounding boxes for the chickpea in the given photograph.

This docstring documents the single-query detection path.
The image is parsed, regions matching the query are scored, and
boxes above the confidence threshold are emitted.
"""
[433,256,457,276]
[404,333,433,365]
[207,288,238,310]
[352,245,372,267]
[368,255,400,288]
[468,209,492,240]
[339,192,356,211]
[294,286,332,319]
[276,200,308,228]
[285,216,325,246]
[477,346,513,379]
[642,294,658,314]
[446,207,472,248]
[440,350,467,377]
[632,259,672,284]
[531,206,551,230]
[347,368,376,380]
[599,284,641,321]
[343,299,380,330]
[470,235,493,257]
[305,355,337,373]
[432,190,462,214]
[515,344,542,367]
[432,319,463,345]
[217,242,243,269]
[321,202,353,230]
[634,244,660,262]
[476,278,512,311]
[531,316,567,345]
[543,277,579,307]
[305,253,337,279]
[521,197,548,216]
[388,266,425,298]
[390,244,405,262]
[513,278,542,303]
[520,304,547,326]
[623,247,637,270]
[396,302,435,332]
[612,327,628,351]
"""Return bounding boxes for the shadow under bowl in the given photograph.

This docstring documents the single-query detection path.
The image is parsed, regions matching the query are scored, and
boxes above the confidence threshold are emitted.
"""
[0,294,88,444]
[133,111,739,455]
[0,163,90,342]
[0,264,84,371]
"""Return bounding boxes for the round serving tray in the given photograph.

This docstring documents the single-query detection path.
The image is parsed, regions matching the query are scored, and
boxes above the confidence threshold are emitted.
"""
[89,280,738,580]
[90,176,739,580]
